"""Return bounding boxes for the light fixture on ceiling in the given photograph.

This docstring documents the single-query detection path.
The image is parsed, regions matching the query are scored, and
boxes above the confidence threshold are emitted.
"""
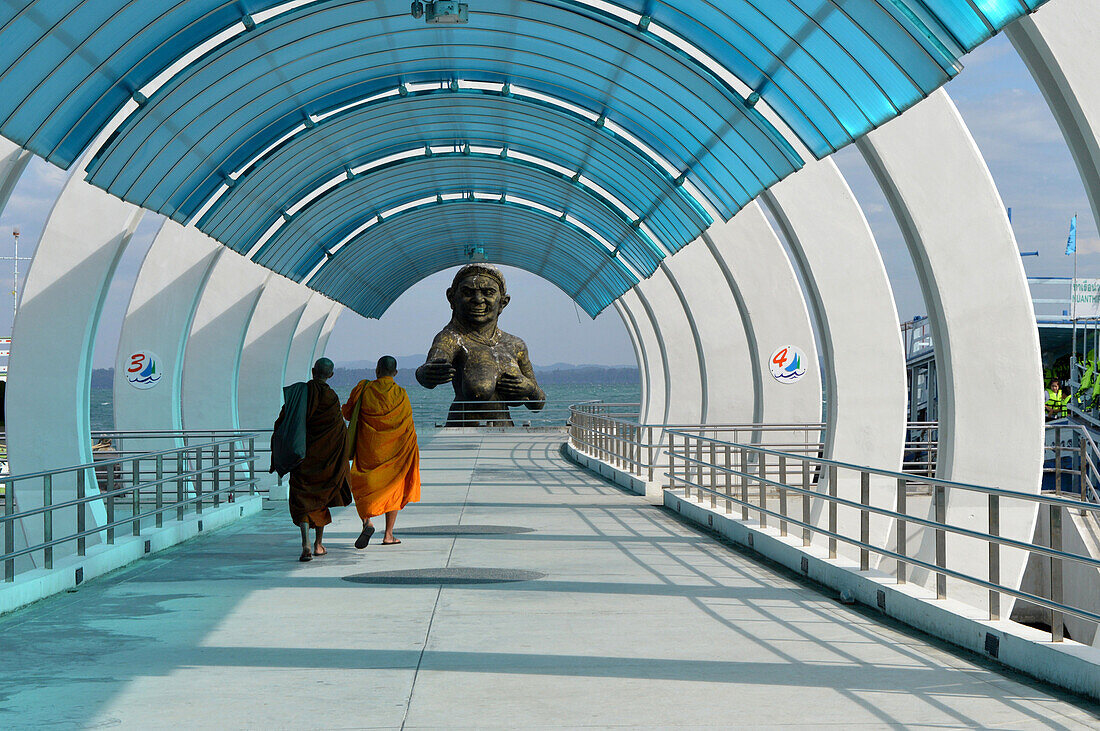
[464,245,487,262]
[411,1,469,24]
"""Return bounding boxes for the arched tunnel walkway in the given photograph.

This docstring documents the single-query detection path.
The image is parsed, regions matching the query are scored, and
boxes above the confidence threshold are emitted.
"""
[1,432,1096,727]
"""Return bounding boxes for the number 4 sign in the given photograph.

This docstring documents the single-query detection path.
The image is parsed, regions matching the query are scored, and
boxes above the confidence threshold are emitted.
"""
[769,345,808,384]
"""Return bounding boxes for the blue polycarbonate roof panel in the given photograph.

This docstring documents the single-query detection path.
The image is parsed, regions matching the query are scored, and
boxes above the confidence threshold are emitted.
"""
[84,0,803,224]
[0,0,1050,319]
[0,1,290,167]
[308,201,637,317]
[915,0,1044,48]
[255,155,663,280]
[602,0,1048,156]
[198,92,709,258]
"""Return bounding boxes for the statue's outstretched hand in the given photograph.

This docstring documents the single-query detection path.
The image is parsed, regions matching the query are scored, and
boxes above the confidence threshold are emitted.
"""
[417,359,456,387]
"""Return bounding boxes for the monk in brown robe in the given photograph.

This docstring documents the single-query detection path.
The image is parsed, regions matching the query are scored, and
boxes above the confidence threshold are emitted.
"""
[272,358,352,562]
[343,355,421,547]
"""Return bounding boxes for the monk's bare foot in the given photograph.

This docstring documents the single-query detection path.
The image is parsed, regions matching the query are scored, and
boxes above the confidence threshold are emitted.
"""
[355,522,376,549]
[382,536,401,545]
[313,543,327,556]
[298,548,312,562]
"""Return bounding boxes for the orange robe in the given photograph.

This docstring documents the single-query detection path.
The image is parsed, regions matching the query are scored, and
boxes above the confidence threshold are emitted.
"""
[342,377,421,519]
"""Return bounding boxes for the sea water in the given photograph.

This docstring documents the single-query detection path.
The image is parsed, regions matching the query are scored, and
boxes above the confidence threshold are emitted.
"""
[89,382,640,432]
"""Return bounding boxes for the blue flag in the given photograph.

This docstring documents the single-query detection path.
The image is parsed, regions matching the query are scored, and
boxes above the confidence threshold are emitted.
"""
[1066,214,1078,255]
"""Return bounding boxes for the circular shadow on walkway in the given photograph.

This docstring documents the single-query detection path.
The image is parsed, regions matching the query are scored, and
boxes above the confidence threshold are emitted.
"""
[399,525,536,536]
[343,567,546,585]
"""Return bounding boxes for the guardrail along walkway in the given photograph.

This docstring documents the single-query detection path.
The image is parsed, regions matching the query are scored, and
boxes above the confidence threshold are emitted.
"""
[1,432,1096,727]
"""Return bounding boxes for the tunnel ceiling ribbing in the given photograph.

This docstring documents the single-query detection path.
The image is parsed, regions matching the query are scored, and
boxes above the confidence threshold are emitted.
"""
[0,0,1047,316]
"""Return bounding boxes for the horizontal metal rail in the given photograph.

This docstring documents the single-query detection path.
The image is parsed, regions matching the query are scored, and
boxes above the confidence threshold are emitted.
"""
[2,433,260,582]
[568,403,1100,643]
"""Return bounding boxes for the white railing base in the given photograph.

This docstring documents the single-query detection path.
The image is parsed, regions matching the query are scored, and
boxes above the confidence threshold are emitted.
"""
[665,489,1100,702]
[0,495,262,617]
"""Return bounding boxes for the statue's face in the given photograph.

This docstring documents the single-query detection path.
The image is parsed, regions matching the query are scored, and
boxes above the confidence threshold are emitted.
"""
[449,274,509,325]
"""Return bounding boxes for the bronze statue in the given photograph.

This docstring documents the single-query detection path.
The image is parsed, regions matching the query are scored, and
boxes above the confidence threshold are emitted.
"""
[416,264,545,426]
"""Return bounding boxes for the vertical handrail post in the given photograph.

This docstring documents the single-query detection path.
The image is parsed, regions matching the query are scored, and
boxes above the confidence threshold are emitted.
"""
[195,447,204,515]
[778,455,788,537]
[740,447,749,521]
[647,426,654,482]
[666,433,676,492]
[988,494,1000,621]
[934,483,947,600]
[896,477,907,584]
[4,477,14,581]
[131,459,140,536]
[248,436,256,487]
[1050,502,1064,642]
[43,474,52,569]
[709,440,717,509]
[106,460,115,545]
[724,443,733,514]
[758,453,767,529]
[76,470,86,557]
[213,445,221,507]
[176,452,185,521]
[155,454,164,528]
[802,460,811,547]
[859,471,869,571]
[828,465,837,559]
[1055,426,1063,496]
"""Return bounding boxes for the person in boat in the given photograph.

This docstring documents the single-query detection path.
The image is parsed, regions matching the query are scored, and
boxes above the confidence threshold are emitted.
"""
[343,356,421,548]
[1045,379,1069,420]
[415,263,545,426]
[271,357,352,562]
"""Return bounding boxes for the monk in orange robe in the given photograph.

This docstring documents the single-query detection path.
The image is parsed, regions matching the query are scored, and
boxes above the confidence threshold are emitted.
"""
[343,355,421,547]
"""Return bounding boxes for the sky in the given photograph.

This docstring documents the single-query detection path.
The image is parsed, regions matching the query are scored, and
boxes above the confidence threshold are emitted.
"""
[0,33,1094,369]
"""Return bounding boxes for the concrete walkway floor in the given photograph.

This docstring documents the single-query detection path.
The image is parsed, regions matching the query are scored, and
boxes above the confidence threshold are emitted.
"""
[2,432,1099,729]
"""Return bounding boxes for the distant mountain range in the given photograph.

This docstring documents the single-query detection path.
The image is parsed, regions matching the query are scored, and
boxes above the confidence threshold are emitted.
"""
[90,360,639,390]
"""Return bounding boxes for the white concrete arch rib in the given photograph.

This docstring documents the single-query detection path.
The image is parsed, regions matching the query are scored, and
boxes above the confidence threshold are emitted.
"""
[1009,1,1100,255]
[181,252,268,433]
[859,88,1043,608]
[114,220,222,447]
[762,158,907,558]
[7,169,143,556]
[236,277,311,433]
[285,294,336,385]
[0,137,31,212]
[701,203,822,430]
[661,242,753,426]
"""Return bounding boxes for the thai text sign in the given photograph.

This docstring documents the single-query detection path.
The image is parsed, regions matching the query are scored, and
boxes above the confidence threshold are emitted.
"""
[1073,278,1100,318]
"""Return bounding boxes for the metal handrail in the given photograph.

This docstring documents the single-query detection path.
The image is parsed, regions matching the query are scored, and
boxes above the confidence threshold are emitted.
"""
[2,433,260,582]
[569,404,1100,642]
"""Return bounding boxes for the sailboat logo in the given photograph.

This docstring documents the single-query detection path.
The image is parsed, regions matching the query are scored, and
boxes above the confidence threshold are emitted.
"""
[769,345,808,384]
[125,350,163,390]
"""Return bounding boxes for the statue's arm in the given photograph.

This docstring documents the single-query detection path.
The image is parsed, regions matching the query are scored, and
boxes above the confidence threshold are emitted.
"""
[416,333,458,389]
[517,348,545,411]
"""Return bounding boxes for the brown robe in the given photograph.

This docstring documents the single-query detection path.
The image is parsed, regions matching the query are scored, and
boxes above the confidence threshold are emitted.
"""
[278,378,352,527]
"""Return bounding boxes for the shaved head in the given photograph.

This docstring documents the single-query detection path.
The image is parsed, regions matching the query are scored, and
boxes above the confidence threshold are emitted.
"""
[376,355,398,378]
[312,357,334,379]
